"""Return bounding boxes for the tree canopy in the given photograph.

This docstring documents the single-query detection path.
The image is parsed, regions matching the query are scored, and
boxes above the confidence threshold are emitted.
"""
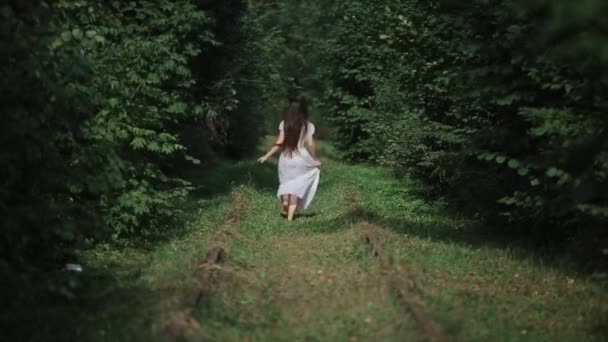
[2,0,608,275]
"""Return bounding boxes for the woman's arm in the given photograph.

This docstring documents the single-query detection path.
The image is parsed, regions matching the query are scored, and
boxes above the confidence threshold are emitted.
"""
[307,134,321,166]
[307,135,318,159]
[257,129,285,163]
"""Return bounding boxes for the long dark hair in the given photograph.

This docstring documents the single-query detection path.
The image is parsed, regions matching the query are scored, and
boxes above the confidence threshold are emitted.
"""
[281,95,310,156]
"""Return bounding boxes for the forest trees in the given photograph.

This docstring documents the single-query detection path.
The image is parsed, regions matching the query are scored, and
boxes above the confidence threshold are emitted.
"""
[3,0,607,271]
[0,0,268,267]
[244,0,340,129]
[322,0,608,253]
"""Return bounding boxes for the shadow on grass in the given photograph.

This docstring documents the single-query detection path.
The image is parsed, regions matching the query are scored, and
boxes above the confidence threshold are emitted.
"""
[184,160,277,199]
[310,204,608,338]
[146,160,278,243]
[2,160,279,341]
[1,264,162,342]
[297,212,320,219]
[308,200,608,282]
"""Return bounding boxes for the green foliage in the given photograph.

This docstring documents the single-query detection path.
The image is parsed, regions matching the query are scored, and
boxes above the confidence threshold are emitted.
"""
[244,0,339,130]
[320,0,608,238]
[1,0,267,266]
[3,0,606,270]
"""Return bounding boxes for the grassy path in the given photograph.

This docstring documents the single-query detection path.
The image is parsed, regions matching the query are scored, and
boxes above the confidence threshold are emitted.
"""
[13,143,605,341]
[183,146,604,341]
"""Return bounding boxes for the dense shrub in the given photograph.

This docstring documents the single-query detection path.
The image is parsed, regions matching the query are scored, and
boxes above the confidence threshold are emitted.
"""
[244,0,340,130]
[0,0,267,266]
[3,0,606,268]
[322,0,608,240]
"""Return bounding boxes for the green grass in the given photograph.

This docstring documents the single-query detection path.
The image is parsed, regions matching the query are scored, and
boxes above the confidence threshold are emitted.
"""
[4,140,606,341]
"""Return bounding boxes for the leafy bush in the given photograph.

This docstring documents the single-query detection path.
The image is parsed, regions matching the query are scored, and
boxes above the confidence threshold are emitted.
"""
[321,0,608,240]
[0,0,267,266]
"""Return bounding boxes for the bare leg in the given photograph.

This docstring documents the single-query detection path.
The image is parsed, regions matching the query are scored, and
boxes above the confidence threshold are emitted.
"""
[287,194,298,221]
[281,195,288,216]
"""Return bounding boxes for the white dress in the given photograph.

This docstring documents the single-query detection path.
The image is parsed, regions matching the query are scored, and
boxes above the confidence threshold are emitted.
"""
[277,121,320,210]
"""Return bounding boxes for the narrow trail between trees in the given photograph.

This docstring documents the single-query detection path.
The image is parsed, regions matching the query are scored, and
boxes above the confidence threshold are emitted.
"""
[5,2,608,341]
[43,142,604,342]
[157,143,602,341]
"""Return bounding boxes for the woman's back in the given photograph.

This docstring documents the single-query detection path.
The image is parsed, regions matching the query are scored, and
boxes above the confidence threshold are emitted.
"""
[279,120,315,149]
[257,95,320,221]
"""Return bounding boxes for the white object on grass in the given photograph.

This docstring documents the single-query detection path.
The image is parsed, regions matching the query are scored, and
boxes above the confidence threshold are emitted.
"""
[65,263,83,272]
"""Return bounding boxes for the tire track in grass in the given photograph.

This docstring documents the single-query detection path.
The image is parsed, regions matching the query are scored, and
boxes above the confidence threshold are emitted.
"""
[197,230,412,340]
[360,223,448,342]
[345,186,448,341]
[192,183,417,341]
[185,158,441,340]
[156,187,249,341]
[194,186,249,305]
